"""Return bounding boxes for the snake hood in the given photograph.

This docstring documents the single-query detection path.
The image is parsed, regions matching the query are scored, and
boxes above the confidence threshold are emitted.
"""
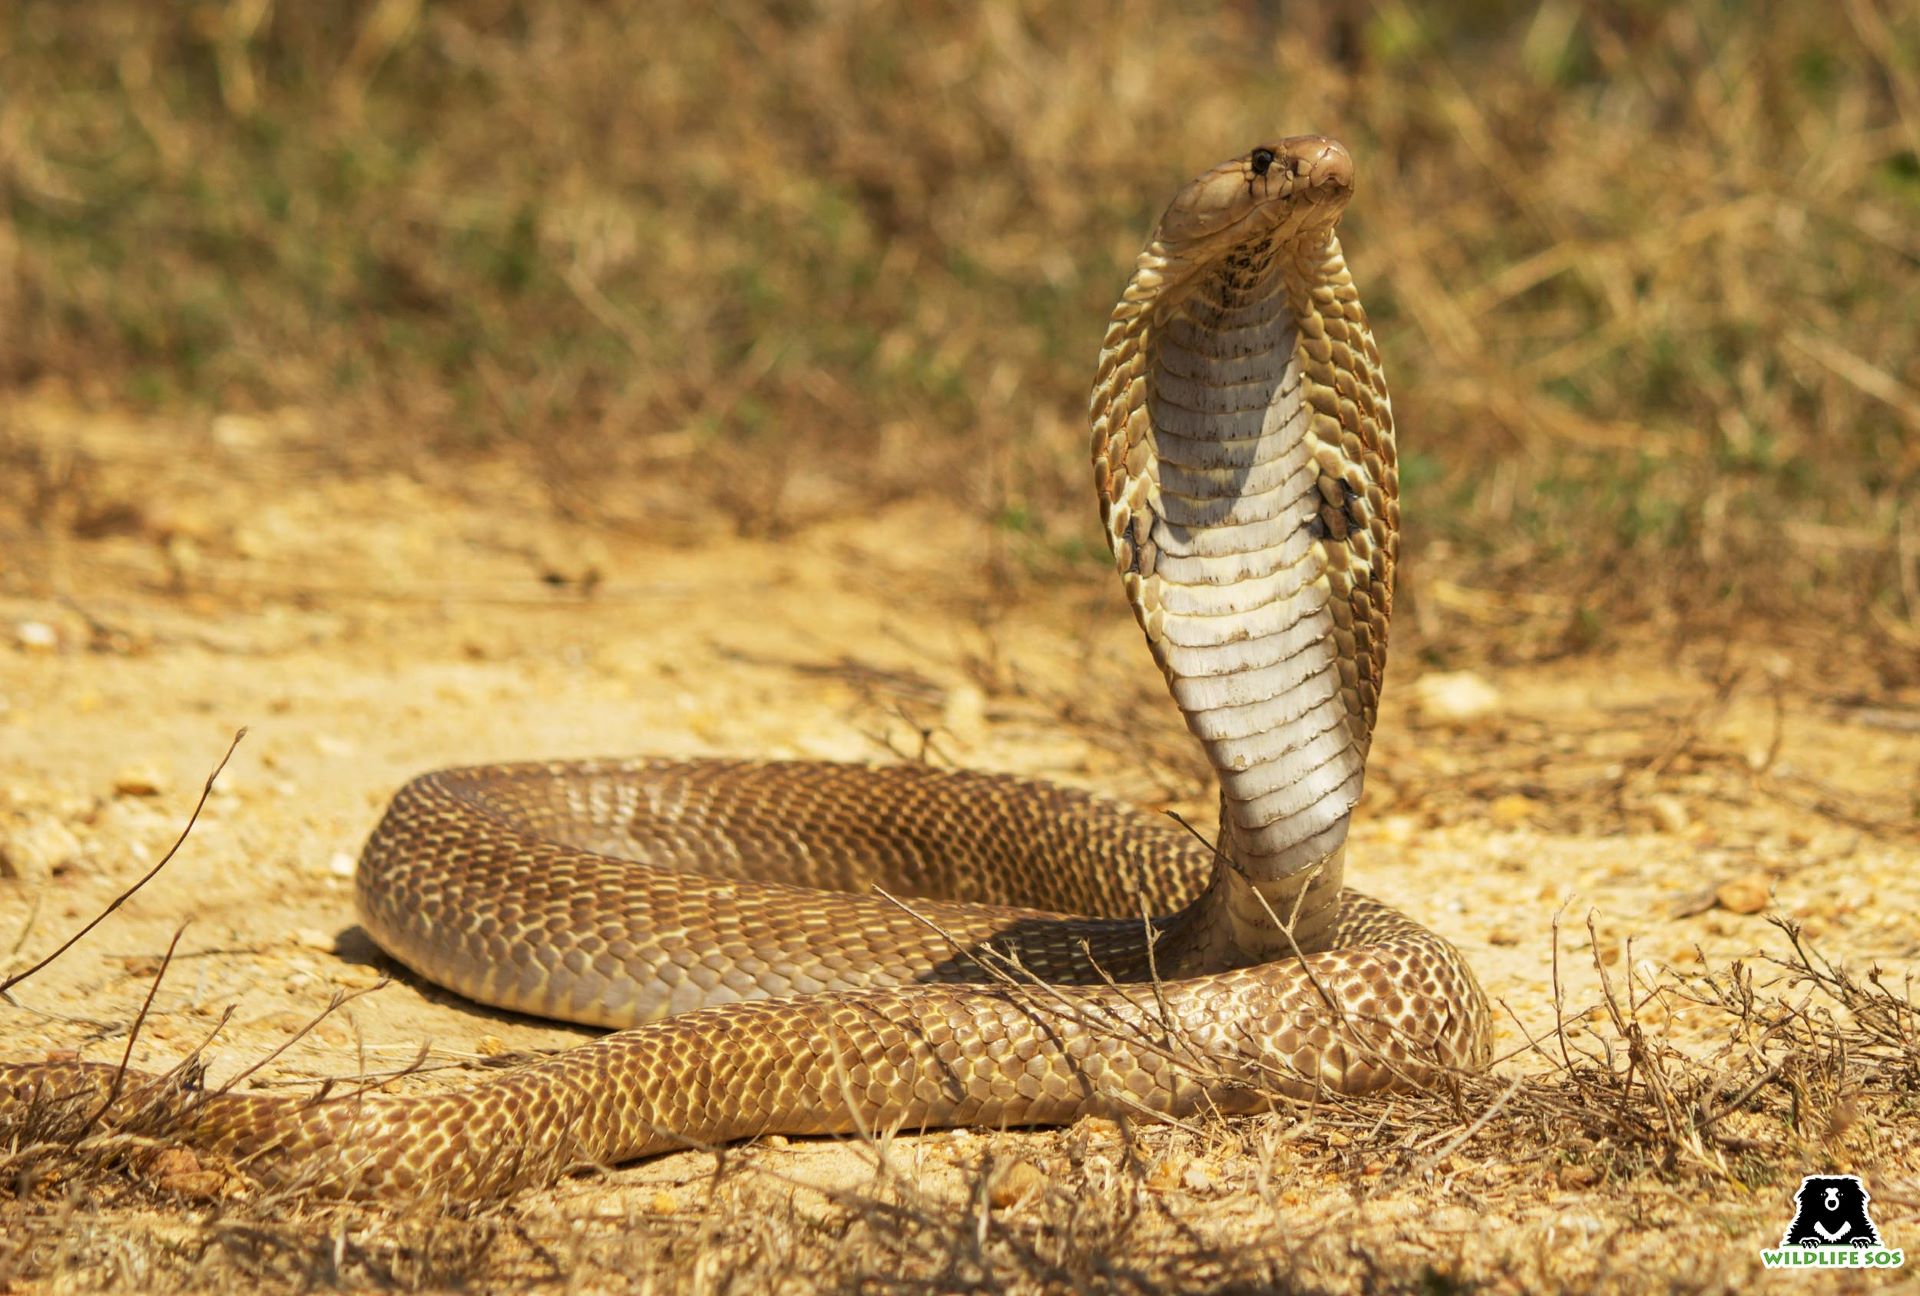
[1090,137,1397,958]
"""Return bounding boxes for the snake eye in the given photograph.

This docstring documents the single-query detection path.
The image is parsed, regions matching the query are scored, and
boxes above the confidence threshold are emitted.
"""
[1250,147,1276,176]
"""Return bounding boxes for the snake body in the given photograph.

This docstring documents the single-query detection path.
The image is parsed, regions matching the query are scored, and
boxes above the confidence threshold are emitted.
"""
[3,138,1490,1200]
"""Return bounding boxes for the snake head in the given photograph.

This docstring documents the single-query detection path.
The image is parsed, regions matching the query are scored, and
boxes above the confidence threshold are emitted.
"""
[1154,136,1354,260]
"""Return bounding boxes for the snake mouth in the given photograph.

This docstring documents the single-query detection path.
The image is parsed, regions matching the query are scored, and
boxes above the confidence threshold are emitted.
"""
[1155,136,1355,250]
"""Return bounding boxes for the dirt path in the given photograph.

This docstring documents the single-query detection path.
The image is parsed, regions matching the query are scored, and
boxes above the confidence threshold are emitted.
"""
[4,399,1918,1291]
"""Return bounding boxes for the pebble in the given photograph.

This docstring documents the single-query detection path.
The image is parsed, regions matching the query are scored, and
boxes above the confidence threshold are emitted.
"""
[1550,1212,1609,1238]
[112,766,168,798]
[1075,1115,1122,1140]
[1714,872,1772,915]
[326,851,356,878]
[1427,1204,1483,1231]
[1409,671,1502,722]
[940,684,988,745]
[211,413,270,449]
[988,1159,1048,1209]
[1488,793,1538,825]
[333,963,384,990]
[14,621,59,652]
[0,819,83,879]
[1558,1164,1600,1189]
[145,1146,226,1200]
[1647,794,1690,835]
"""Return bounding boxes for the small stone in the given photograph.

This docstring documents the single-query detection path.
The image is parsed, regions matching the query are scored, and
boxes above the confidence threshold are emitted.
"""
[147,1152,192,1182]
[112,766,167,798]
[294,928,335,953]
[475,1035,508,1057]
[333,963,384,990]
[647,1191,677,1214]
[1,819,83,879]
[941,684,988,745]
[146,1146,225,1200]
[1554,1212,1609,1237]
[15,621,60,652]
[1714,872,1771,915]
[211,414,269,449]
[1488,794,1537,825]
[326,851,357,878]
[1669,885,1719,918]
[1647,795,1690,835]
[1409,671,1502,722]
[988,1159,1048,1209]
[1487,928,1520,947]
[1181,1163,1216,1193]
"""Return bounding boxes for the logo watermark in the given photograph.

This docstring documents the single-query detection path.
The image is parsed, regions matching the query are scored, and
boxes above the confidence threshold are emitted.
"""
[1759,1175,1903,1270]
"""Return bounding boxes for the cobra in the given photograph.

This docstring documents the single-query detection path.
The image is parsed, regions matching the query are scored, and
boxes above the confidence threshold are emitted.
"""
[2,137,1491,1200]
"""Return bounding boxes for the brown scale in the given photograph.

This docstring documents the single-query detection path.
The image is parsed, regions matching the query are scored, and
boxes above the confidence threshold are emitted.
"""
[1287,239,1399,756]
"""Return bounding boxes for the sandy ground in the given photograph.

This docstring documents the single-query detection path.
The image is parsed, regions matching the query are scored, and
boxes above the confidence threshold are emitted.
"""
[4,398,1919,1291]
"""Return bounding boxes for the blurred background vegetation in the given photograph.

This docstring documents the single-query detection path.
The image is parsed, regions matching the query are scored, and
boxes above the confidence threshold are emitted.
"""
[3,0,1916,670]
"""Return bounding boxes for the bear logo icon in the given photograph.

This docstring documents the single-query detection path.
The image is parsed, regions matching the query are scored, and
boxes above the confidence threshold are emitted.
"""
[1781,1175,1883,1249]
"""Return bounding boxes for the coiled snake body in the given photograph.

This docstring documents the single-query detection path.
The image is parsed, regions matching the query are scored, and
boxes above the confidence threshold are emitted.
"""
[3,138,1490,1200]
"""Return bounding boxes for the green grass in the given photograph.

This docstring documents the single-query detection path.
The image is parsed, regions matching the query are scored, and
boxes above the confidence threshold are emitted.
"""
[2,0,1915,626]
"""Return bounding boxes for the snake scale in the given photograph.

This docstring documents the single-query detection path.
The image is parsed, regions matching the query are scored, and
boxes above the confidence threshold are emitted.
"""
[2,137,1490,1201]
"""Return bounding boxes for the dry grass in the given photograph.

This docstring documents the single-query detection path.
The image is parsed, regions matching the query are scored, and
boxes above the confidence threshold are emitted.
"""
[3,0,1917,647]
[3,2,1919,1292]
[5,885,1917,1292]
